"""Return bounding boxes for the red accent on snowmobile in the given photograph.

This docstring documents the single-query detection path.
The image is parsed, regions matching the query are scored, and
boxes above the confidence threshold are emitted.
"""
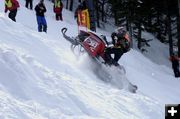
[79,30,106,58]
[61,28,106,59]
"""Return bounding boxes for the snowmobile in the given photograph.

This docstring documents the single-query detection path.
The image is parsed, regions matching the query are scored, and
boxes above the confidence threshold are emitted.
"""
[61,28,125,70]
[61,27,137,93]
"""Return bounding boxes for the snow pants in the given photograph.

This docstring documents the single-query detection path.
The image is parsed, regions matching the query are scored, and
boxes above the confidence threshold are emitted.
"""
[104,47,124,64]
[55,13,63,21]
[9,9,17,22]
[36,16,47,32]
[25,0,33,10]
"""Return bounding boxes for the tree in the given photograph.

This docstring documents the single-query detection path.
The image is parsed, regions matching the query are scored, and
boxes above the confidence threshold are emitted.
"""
[66,0,69,9]
[94,0,100,27]
[164,0,173,56]
[69,0,74,11]
[178,0,180,56]
[108,0,123,25]
[86,0,96,31]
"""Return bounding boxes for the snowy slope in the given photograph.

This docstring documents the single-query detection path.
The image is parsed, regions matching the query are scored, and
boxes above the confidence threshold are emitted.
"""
[0,0,179,119]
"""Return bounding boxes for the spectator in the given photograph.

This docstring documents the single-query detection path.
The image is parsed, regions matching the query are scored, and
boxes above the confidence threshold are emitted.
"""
[4,0,20,22]
[35,0,47,32]
[53,0,63,21]
[74,0,87,19]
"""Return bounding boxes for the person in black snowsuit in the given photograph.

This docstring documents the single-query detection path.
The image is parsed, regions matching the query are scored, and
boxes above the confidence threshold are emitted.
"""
[35,0,47,32]
[104,27,130,66]
[169,54,180,77]
[25,0,33,10]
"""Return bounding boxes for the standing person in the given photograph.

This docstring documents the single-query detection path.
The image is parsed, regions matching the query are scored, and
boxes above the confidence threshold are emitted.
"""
[53,0,63,21]
[4,0,20,22]
[74,1,87,20]
[169,54,180,78]
[104,27,131,66]
[74,1,87,27]
[25,0,33,10]
[35,0,47,32]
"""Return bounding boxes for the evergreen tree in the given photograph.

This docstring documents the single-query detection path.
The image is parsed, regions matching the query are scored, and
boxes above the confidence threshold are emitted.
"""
[178,0,180,56]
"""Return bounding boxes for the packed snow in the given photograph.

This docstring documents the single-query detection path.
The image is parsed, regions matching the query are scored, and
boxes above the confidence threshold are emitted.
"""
[0,0,179,119]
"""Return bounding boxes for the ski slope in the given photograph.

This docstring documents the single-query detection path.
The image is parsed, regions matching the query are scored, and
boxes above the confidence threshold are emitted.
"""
[0,0,179,119]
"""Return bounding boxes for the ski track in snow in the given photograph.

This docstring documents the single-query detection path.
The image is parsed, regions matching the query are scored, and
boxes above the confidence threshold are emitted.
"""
[0,43,163,119]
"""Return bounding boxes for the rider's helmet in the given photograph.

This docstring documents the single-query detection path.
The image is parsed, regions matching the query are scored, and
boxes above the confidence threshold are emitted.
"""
[115,27,127,39]
[115,27,131,52]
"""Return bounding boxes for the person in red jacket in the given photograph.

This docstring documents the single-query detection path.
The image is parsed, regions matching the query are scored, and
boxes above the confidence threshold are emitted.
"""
[53,0,63,21]
[4,0,20,22]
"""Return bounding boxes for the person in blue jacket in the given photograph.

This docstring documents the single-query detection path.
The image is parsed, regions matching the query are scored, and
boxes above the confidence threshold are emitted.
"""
[35,0,47,32]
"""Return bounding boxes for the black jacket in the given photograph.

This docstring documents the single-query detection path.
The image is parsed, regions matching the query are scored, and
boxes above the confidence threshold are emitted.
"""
[111,32,130,52]
[111,32,124,47]
[35,3,46,16]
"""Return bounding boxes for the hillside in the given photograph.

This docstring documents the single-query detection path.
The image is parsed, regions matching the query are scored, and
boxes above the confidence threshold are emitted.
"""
[0,0,179,119]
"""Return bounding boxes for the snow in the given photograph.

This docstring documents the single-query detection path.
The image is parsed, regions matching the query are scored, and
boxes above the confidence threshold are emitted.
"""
[0,0,179,119]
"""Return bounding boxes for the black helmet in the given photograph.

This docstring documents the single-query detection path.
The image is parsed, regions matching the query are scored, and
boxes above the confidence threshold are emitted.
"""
[115,27,126,38]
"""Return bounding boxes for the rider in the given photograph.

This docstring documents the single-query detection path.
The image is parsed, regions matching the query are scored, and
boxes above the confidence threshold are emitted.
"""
[104,27,131,66]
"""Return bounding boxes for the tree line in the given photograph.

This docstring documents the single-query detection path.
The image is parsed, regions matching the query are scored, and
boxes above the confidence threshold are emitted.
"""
[65,0,180,56]
[95,0,180,55]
